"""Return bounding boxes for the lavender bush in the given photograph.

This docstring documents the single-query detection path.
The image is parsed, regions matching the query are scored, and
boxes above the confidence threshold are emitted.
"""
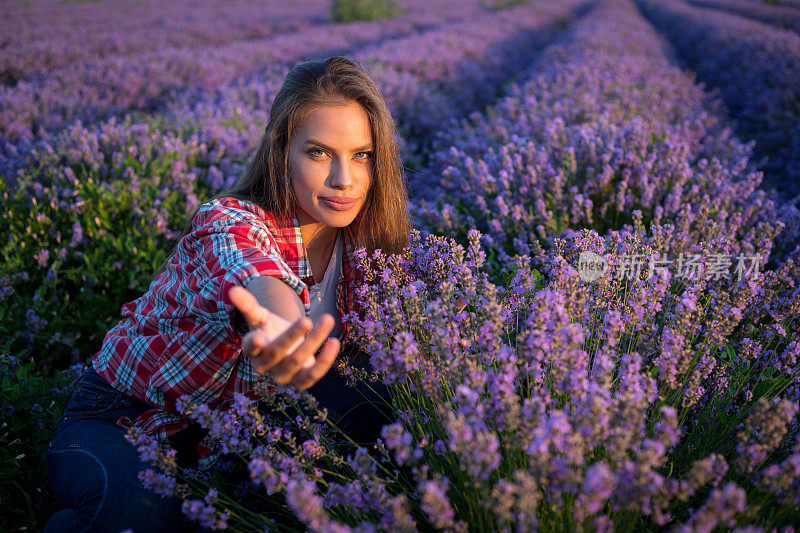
[131,228,800,530]
[0,118,211,366]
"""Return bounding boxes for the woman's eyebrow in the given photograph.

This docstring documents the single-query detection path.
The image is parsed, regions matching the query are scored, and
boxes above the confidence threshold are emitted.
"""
[304,138,373,152]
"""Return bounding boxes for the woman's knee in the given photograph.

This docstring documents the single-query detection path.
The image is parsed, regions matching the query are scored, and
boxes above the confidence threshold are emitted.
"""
[43,508,78,533]
[46,420,183,532]
[45,447,108,532]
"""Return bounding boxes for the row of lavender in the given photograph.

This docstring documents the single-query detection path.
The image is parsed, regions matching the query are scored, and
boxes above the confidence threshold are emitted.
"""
[0,0,328,85]
[130,0,800,529]
[415,0,789,267]
[0,0,488,140]
[688,0,800,34]
[742,0,800,9]
[637,0,800,201]
[0,0,589,369]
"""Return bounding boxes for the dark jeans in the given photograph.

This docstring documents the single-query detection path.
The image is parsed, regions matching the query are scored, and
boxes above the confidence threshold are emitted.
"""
[306,350,393,445]
[44,369,183,533]
[45,354,391,532]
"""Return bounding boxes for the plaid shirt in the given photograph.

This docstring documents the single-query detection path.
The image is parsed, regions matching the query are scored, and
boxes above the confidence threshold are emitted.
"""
[93,197,357,463]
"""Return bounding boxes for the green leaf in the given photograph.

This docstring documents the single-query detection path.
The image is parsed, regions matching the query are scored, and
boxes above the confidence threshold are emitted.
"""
[15,361,33,381]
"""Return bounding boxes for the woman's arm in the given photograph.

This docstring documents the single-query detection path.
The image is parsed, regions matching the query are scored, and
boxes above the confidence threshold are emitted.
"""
[246,275,305,322]
[229,280,339,390]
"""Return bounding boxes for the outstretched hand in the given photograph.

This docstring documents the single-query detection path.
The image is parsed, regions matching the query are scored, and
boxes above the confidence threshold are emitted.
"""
[228,285,340,390]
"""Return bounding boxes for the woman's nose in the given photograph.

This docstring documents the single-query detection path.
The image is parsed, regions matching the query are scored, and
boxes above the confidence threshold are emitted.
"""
[328,157,353,189]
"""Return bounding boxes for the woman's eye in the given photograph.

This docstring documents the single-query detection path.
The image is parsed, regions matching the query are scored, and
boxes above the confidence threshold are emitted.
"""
[308,149,326,158]
[355,151,373,160]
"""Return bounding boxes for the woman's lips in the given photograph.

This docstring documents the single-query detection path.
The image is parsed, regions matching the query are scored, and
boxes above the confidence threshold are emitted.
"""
[319,196,359,211]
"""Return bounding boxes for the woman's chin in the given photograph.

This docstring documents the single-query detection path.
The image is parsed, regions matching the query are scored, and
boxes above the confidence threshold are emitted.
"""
[296,205,360,229]
[314,206,363,227]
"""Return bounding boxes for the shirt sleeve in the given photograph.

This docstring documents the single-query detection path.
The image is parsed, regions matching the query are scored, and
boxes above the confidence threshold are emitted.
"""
[181,205,307,335]
[140,203,306,410]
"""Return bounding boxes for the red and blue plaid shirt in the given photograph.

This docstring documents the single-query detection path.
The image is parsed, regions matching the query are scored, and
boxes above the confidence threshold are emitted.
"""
[93,197,357,461]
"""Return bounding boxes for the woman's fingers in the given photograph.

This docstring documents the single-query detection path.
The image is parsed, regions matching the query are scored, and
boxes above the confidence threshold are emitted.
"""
[267,314,336,384]
[263,316,313,357]
[233,293,340,388]
[241,330,267,358]
[228,286,271,329]
[290,337,340,390]
[251,316,312,374]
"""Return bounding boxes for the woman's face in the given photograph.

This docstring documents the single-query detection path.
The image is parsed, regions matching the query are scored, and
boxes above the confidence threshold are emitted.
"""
[288,101,373,229]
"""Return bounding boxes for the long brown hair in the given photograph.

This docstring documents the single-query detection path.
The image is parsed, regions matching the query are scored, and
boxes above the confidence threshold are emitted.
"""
[154,56,410,281]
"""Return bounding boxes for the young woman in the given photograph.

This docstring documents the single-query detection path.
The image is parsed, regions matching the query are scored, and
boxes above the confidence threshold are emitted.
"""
[45,56,410,532]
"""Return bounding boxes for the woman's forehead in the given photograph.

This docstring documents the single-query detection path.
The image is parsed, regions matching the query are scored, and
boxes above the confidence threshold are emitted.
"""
[294,102,372,149]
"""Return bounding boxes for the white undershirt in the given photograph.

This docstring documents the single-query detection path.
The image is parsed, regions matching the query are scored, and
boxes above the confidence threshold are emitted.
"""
[308,231,342,338]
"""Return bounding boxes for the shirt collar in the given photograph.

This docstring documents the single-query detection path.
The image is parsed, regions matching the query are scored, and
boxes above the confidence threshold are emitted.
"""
[265,208,356,288]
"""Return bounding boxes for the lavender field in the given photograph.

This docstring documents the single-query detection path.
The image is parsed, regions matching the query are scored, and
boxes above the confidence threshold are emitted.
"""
[1,0,799,530]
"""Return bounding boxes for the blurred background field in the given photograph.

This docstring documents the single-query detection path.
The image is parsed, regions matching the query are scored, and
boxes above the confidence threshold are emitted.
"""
[1,0,799,530]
